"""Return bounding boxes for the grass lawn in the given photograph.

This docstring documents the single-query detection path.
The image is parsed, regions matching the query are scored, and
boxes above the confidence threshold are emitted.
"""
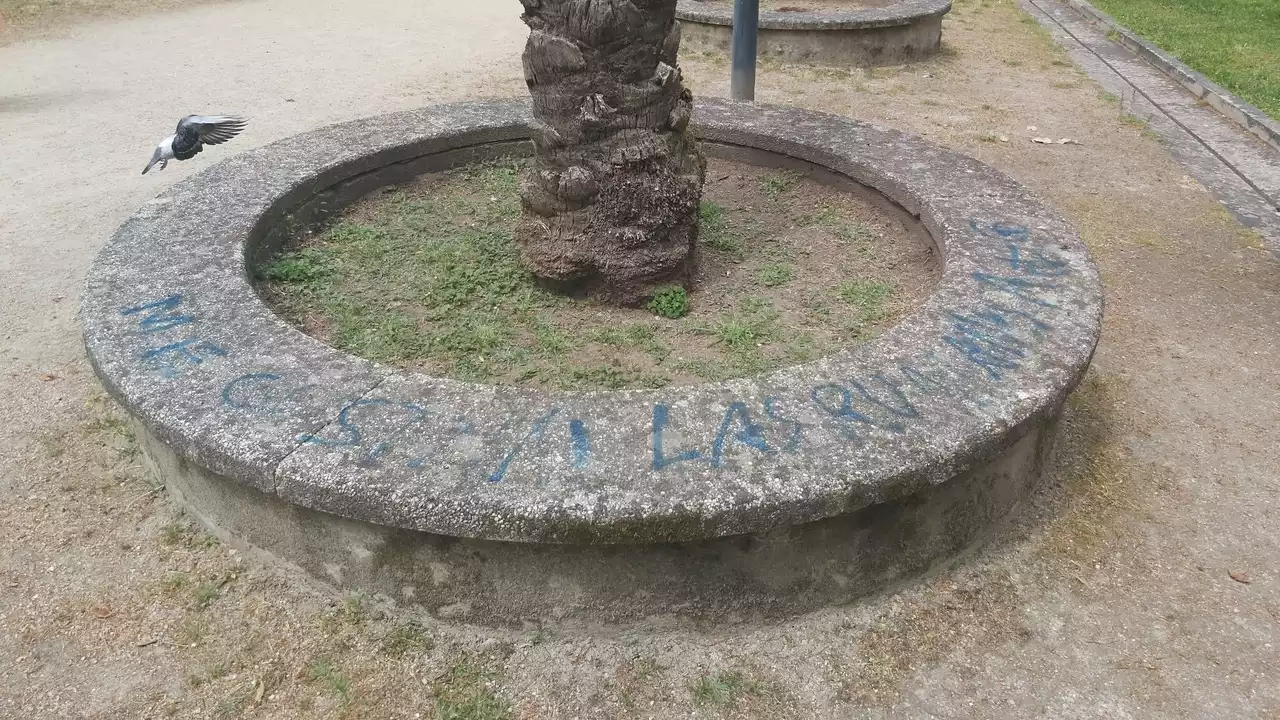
[1088,0,1280,118]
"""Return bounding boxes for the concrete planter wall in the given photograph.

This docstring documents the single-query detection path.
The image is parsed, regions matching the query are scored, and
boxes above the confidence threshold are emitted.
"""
[82,99,1100,628]
[676,0,951,66]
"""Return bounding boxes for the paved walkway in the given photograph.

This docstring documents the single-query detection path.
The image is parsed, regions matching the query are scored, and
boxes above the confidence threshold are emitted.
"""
[1025,0,1280,256]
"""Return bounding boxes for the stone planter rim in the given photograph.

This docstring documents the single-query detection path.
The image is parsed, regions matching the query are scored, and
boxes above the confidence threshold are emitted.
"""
[80,98,1102,546]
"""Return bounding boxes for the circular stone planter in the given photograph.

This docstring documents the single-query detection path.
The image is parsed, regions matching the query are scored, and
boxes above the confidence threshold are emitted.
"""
[676,0,951,66]
[82,99,1101,627]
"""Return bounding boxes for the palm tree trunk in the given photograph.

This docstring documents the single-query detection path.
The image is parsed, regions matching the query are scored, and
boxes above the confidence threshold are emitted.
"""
[517,0,706,305]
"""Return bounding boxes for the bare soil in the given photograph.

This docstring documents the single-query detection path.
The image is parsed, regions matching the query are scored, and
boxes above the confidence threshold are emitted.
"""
[258,156,938,390]
[2,0,1278,717]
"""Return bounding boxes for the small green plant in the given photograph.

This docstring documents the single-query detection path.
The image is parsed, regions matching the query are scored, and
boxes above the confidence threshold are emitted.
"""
[691,670,767,707]
[699,201,743,254]
[713,297,778,357]
[160,522,184,546]
[189,660,231,687]
[978,132,1001,143]
[214,681,256,720]
[802,204,841,226]
[834,219,877,248]
[759,170,802,198]
[1120,112,1148,128]
[160,521,219,549]
[837,279,895,323]
[308,658,353,707]
[433,657,512,720]
[715,319,759,350]
[259,247,333,284]
[647,285,690,319]
[338,591,368,624]
[532,317,570,355]
[193,582,221,609]
[380,620,433,658]
[699,200,727,233]
[175,617,207,647]
[160,572,188,596]
[757,263,795,287]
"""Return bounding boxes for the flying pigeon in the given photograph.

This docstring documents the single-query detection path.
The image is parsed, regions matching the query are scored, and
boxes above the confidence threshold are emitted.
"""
[142,115,248,175]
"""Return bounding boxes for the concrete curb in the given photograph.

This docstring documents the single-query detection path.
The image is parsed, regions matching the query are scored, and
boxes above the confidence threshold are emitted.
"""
[1061,0,1280,155]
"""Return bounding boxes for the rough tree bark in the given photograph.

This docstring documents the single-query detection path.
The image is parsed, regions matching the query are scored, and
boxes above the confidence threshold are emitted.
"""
[517,0,706,305]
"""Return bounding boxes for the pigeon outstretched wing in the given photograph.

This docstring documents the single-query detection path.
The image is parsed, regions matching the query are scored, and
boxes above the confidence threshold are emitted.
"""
[172,115,247,159]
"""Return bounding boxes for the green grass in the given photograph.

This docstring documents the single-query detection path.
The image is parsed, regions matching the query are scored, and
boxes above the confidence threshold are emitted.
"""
[192,581,221,609]
[699,201,746,256]
[307,658,354,707]
[259,158,927,391]
[159,521,218,550]
[837,279,896,328]
[691,671,769,708]
[591,323,671,364]
[757,263,795,287]
[433,657,511,720]
[379,620,433,658]
[759,170,803,198]
[160,572,188,596]
[175,617,207,647]
[1089,0,1280,117]
[258,160,566,384]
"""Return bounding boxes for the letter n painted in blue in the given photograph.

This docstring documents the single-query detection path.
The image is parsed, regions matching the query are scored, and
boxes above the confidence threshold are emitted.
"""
[121,294,194,333]
[651,404,703,470]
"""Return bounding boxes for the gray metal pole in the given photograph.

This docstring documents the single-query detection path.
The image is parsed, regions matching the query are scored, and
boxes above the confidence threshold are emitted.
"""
[729,0,759,101]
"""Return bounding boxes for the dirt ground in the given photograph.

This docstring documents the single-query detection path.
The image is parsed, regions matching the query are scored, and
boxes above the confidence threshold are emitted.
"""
[1,0,1278,718]
[258,156,938,390]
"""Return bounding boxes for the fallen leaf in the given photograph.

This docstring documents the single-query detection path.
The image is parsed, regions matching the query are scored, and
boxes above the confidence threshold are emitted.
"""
[1229,570,1252,584]
[1031,137,1055,144]
[253,678,265,704]
[39,373,57,382]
